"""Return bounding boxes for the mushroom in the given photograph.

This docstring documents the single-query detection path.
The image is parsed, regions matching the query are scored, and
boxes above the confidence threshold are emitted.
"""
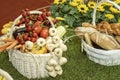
[36,38,46,47]
[49,27,57,36]
[59,57,67,65]
[48,70,57,77]
[54,48,63,58]
[25,41,33,50]
[46,65,54,72]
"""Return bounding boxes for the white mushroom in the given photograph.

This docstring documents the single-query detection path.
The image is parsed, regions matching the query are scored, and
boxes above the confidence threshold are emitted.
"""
[59,57,67,65]
[48,70,57,77]
[25,41,33,50]
[46,37,53,44]
[47,58,58,66]
[56,69,63,75]
[55,65,62,71]
[46,65,54,72]
[46,43,55,52]
[36,38,46,47]
[54,48,63,58]
[59,44,67,51]
[49,27,57,36]
[52,36,61,44]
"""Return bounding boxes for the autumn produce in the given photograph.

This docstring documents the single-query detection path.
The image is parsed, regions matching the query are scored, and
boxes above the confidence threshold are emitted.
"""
[0,9,67,78]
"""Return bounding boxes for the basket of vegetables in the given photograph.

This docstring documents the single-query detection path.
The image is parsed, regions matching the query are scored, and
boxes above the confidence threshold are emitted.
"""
[0,9,67,79]
[75,0,120,66]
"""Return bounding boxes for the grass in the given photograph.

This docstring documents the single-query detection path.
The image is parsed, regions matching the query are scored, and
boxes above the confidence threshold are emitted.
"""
[1,31,120,80]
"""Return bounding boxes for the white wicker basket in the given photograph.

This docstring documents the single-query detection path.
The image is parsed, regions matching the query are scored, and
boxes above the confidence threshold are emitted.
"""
[0,68,13,80]
[9,49,51,79]
[82,0,120,66]
[8,10,54,79]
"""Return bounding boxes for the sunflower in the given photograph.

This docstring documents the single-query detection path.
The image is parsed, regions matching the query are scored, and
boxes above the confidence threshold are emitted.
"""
[69,1,78,6]
[105,14,114,20]
[114,0,120,4]
[109,6,120,13]
[102,2,112,7]
[88,1,96,9]
[77,4,88,13]
[97,5,105,12]
[54,0,67,5]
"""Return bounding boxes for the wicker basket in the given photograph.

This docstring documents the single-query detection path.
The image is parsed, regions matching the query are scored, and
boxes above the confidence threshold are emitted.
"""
[0,68,13,80]
[82,0,120,66]
[8,10,55,79]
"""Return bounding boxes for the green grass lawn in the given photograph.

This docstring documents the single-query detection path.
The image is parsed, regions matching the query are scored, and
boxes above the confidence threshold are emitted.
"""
[1,31,120,80]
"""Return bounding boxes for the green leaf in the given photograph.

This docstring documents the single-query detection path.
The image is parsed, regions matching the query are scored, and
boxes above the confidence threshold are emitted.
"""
[64,15,75,27]
[62,5,70,13]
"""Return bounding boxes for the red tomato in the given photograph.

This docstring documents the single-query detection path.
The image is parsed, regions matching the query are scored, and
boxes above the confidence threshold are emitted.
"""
[31,37,37,42]
[33,26,42,34]
[40,27,49,38]
[32,32,38,38]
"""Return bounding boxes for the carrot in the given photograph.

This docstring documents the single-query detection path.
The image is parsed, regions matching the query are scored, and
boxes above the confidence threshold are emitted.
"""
[6,40,19,50]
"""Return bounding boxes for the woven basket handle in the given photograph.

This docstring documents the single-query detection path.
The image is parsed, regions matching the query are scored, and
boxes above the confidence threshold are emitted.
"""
[92,0,120,26]
[8,11,42,38]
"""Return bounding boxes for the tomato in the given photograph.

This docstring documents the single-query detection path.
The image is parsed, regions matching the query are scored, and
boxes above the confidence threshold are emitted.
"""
[33,26,42,34]
[32,32,38,38]
[31,37,37,42]
[40,27,49,38]
[33,21,42,27]
[32,21,42,34]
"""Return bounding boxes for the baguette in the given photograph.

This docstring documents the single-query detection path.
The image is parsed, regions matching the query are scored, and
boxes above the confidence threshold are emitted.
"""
[84,33,93,46]
[14,44,22,49]
[115,36,120,43]
[0,42,12,49]
[90,32,120,50]
[6,40,19,50]
[0,38,15,42]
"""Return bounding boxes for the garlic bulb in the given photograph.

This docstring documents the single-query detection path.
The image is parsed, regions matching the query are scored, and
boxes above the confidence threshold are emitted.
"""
[46,65,54,72]
[49,27,57,36]
[48,58,58,66]
[36,38,46,47]
[56,69,63,75]
[46,37,52,44]
[46,44,55,52]
[52,36,61,44]
[54,48,63,58]
[59,57,67,65]
[48,70,57,77]
[55,65,62,71]
[59,44,67,51]
[25,41,33,50]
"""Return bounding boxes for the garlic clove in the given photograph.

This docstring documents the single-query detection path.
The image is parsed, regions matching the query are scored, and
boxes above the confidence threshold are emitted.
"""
[54,48,63,58]
[46,44,55,52]
[48,70,57,77]
[59,57,67,65]
[59,44,67,51]
[46,37,53,44]
[55,65,62,71]
[46,65,54,72]
[48,58,58,66]
[49,27,57,36]
[25,41,33,50]
[36,38,46,47]
[52,36,61,44]
[56,69,63,75]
